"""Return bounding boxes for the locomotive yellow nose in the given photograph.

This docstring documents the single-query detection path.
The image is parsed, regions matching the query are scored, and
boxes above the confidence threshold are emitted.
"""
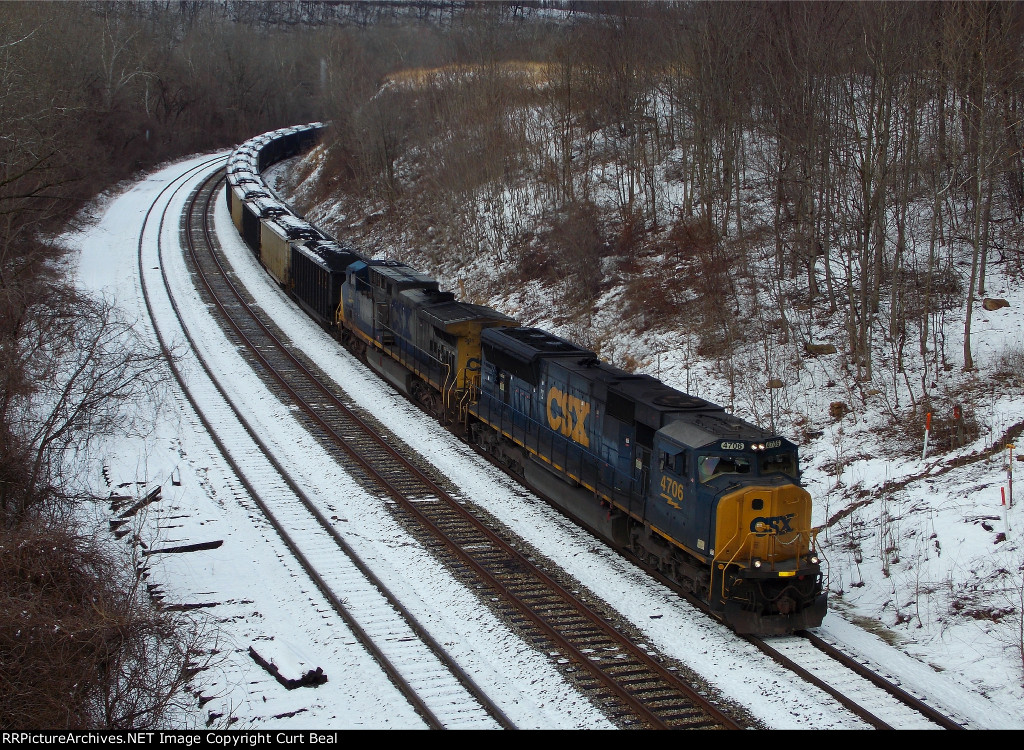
[716,483,815,570]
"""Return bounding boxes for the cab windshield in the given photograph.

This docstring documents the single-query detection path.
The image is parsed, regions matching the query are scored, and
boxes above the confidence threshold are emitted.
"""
[696,450,799,483]
[761,451,798,479]
[697,454,751,483]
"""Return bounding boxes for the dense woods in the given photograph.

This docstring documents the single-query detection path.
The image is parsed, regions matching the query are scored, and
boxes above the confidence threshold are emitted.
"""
[3,0,1024,728]
[299,2,1024,420]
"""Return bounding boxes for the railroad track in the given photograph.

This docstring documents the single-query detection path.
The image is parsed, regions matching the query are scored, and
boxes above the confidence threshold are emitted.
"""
[748,630,966,730]
[180,167,747,730]
[137,160,510,730]
[611,550,968,730]
[141,157,970,731]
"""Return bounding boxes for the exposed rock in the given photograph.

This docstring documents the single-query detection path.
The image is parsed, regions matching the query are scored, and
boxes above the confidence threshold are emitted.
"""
[982,297,1010,311]
[805,342,837,356]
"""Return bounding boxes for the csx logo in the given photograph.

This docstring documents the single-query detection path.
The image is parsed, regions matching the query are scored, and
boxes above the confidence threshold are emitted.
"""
[750,513,796,534]
[546,386,591,448]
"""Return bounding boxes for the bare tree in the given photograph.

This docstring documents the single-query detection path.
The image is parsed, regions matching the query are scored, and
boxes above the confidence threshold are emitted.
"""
[945,2,1024,371]
[1,289,173,525]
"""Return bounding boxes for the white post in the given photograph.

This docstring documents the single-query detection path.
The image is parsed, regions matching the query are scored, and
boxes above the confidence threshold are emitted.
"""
[1003,487,1011,533]
[1009,443,1015,509]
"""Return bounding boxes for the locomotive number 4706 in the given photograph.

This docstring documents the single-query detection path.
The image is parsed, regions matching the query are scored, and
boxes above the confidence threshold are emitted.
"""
[660,475,686,505]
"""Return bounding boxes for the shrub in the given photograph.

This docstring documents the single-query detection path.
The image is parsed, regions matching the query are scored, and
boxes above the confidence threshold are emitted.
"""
[0,519,214,729]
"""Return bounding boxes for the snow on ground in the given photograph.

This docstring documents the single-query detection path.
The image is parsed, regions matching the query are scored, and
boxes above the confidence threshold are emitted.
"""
[65,154,1024,729]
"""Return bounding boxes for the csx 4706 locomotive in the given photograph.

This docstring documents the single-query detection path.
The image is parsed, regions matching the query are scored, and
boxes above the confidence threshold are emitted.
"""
[469,327,825,634]
[226,124,828,635]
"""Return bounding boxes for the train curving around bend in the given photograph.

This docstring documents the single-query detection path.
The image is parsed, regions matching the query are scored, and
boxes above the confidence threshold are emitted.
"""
[224,123,828,635]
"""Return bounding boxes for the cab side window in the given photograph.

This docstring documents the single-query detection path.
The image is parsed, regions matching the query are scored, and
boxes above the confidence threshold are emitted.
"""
[673,452,687,475]
[761,451,797,478]
[660,451,688,476]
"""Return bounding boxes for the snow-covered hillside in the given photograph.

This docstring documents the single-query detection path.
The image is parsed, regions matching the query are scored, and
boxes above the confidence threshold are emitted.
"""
[268,117,1024,717]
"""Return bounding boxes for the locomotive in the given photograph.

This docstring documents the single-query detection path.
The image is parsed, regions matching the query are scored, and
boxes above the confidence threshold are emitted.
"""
[224,124,828,635]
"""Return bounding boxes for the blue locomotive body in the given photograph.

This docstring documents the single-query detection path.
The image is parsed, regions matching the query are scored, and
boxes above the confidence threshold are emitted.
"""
[340,259,516,415]
[470,326,826,634]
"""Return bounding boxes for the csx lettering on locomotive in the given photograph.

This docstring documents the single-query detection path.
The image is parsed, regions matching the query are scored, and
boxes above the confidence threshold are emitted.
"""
[751,513,796,534]
[546,386,591,447]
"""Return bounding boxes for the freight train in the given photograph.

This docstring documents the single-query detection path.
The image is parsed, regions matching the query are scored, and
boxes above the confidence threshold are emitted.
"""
[224,123,828,635]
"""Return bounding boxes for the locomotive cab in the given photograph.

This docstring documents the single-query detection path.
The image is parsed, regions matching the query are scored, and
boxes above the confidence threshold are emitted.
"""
[704,439,826,634]
[646,422,826,634]
[342,262,517,418]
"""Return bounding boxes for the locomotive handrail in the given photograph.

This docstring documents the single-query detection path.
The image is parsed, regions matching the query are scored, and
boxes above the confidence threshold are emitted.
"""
[711,526,816,602]
[775,532,803,547]
[440,361,453,415]
[455,371,474,427]
[710,526,743,602]
[715,527,815,568]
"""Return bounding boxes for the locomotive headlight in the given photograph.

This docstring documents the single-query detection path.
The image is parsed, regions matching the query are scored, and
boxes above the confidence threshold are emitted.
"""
[752,558,763,569]
[809,555,820,565]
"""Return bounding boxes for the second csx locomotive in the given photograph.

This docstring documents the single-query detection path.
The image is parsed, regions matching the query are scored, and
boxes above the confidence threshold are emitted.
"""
[225,124,828,635]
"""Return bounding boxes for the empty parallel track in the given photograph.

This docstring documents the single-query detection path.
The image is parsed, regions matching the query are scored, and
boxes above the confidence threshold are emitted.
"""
[140,159,511,729]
